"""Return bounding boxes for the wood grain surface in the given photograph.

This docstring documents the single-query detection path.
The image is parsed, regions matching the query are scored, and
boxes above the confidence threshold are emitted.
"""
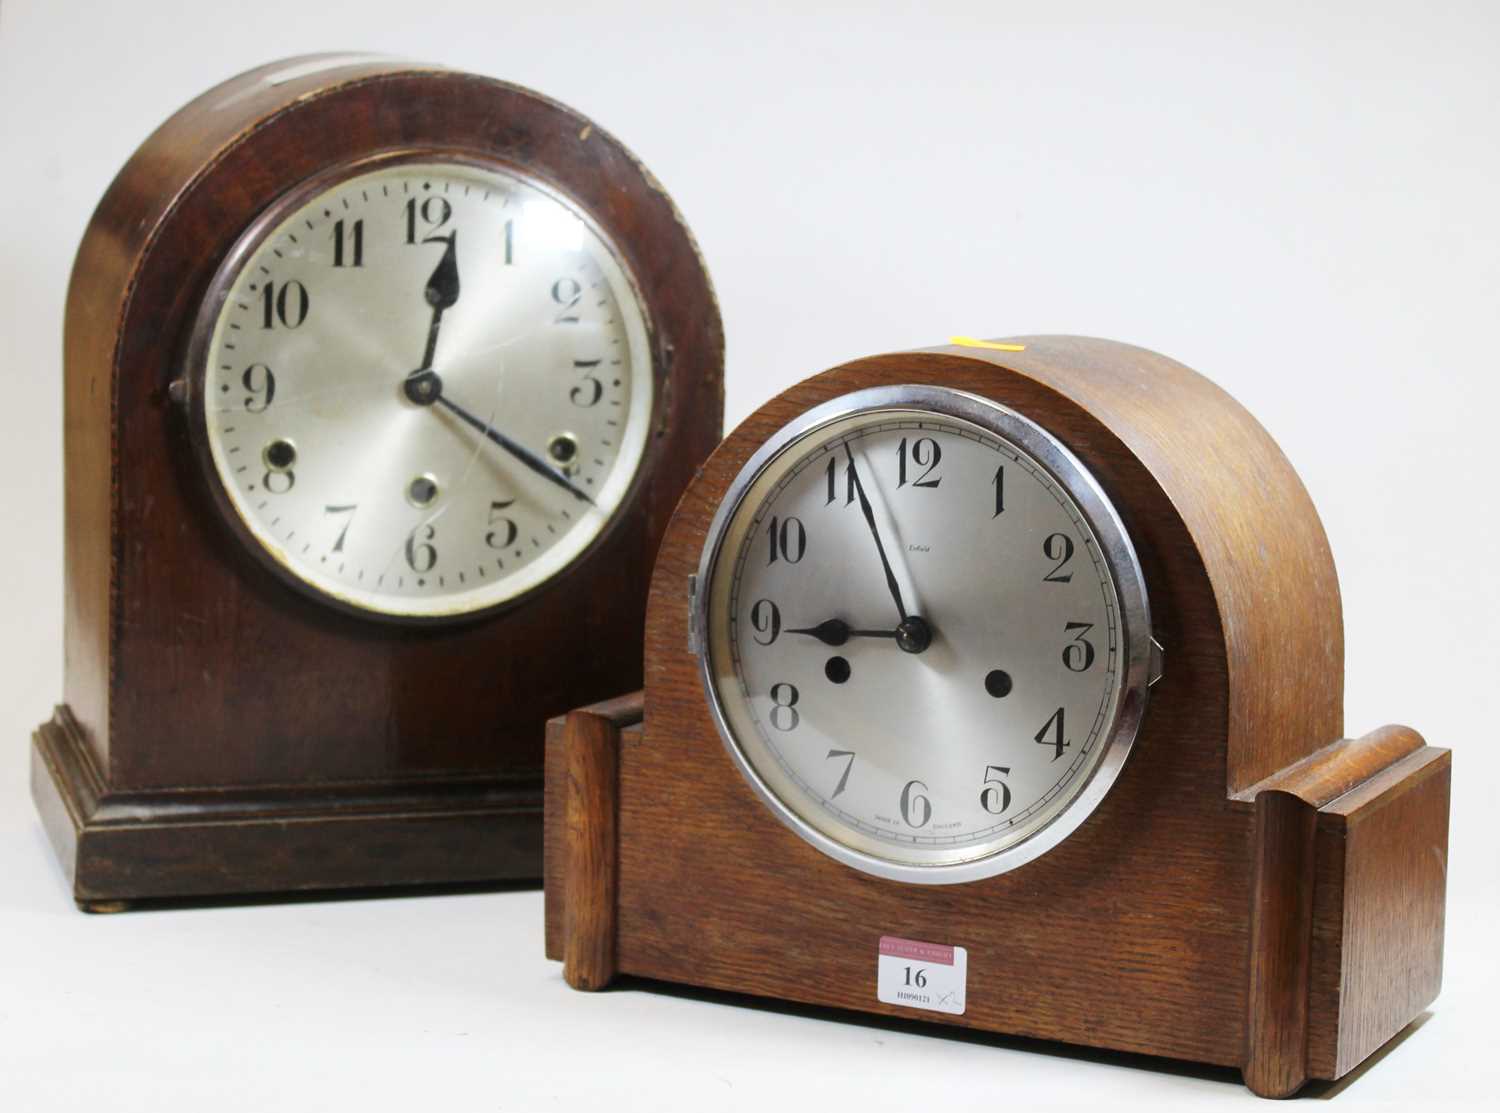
[556,693,642,989]
[545,336,1449,1097]
[33,56,723,903]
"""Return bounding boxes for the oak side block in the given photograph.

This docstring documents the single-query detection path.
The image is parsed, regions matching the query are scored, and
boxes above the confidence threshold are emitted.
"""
[544,691,642,987]
[1243,726,1450,1097]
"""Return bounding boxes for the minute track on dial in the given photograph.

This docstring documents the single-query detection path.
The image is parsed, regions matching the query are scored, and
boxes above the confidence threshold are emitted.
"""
[197,157,653,617]
[700,387,1146,883]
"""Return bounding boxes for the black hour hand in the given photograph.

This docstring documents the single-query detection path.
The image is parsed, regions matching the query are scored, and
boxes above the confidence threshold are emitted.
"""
[415,233,460,374]
[786,619,896,647]
[424,232,460,310]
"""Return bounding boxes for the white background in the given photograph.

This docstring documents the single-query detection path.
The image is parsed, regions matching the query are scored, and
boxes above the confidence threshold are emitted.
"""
[1,1,1496,1108]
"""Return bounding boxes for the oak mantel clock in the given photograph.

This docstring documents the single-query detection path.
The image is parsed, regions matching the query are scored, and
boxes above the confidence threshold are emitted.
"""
[544,336,1449,1098]
[31,55,723,907]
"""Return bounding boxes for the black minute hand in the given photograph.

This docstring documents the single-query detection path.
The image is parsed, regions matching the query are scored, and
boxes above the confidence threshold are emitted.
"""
[403,232,594,507]
[844,442,908,622]
[433,393,596,505]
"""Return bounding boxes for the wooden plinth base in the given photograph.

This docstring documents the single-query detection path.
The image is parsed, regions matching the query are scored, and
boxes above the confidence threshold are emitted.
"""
[32,706,542,906]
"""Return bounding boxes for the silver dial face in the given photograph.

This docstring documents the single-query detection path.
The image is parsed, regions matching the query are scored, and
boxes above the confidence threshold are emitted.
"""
[194,157,654,618]
[699,386,1151,884]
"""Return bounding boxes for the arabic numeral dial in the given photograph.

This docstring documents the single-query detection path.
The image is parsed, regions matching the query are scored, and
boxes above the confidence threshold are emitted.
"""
[709,398,1143,881]
[196,158,654,618]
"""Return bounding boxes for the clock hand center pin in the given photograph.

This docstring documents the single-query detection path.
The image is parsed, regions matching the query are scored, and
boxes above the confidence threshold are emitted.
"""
[893,615,933,654]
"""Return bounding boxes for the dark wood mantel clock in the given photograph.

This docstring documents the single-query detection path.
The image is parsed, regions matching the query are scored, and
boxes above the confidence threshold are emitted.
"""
[31,55,723,908]
[544,336,1449,1098]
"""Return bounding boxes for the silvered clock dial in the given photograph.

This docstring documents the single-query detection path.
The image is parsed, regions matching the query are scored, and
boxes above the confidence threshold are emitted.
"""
[696,385,1154,883]
[187,156,653,619]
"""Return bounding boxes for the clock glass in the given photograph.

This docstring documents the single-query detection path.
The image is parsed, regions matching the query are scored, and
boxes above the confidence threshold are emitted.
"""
[190,156,654,618]
[698,386,1152,883]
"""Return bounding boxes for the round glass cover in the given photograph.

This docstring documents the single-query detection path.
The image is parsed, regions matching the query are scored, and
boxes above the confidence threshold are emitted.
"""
[696,385,1152,884]
[193,157,654,618]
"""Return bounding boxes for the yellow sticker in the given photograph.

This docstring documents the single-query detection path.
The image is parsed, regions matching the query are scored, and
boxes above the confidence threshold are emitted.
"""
[949,336,1026,352]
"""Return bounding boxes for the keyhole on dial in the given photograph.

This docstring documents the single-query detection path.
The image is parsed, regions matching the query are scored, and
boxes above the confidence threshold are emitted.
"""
[548,432,580,475]
[407,474,440,507]
[984,669,1013,698]
[262,439,296,471]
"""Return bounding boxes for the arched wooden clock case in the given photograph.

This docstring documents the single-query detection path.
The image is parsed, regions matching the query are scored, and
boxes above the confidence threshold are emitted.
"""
[31,56,723,907]
[544,337,1449,1098]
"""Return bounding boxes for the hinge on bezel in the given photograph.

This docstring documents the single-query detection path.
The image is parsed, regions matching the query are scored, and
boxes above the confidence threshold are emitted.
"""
[687,573,701,655]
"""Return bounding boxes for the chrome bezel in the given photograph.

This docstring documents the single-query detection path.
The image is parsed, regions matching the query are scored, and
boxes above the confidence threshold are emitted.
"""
[692,384,1153,885]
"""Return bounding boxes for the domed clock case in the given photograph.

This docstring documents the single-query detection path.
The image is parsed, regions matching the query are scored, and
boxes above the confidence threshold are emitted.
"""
[31,56,723,908]
[543,336,1448,1098]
